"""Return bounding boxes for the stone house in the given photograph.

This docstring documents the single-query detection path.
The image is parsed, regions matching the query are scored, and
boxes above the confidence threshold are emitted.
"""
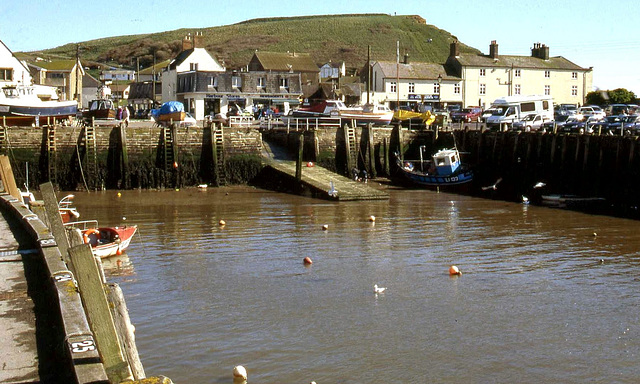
[28,58,84,101]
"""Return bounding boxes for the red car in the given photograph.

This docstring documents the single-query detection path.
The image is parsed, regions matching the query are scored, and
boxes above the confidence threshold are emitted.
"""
[451,107,483,123]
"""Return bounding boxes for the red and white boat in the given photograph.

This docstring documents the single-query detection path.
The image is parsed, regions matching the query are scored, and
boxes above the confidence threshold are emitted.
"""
[80,224,138,258]
[283,100,394,126]
[58,195,81,223]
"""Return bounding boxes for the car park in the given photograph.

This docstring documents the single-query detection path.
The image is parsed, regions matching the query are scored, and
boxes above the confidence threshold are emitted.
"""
[555,103,578,118]
[450,106,483,123]
[511,113,547,131]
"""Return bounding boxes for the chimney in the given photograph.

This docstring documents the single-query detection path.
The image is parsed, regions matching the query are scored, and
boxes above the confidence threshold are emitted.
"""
[449,40,460,58]
[182,33,193,51]
[403,52,410,64]
[540,44,549,60]
[193,31,203,49]
[489,40,499,59]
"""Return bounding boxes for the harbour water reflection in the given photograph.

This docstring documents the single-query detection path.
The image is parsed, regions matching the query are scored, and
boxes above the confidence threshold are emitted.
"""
[71,187,640,383]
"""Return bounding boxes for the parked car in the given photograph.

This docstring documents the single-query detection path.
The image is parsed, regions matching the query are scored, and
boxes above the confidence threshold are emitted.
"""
[561,116,600,134]
[511,113,547,131]
[605,114,640,134]
[451,107,483,123]
[578,105,606,121]
[541,114,571,131]
[480,108,499,123]
[555,103,578,118]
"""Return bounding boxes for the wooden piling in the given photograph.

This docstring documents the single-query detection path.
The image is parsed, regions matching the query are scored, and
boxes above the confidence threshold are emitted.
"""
[367,124,376,178]
[295,133,303,181]
[120,124,130,189]
[69,244,133,383]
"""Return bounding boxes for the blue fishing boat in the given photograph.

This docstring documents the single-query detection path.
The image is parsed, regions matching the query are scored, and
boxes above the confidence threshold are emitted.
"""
[396,147,473,186]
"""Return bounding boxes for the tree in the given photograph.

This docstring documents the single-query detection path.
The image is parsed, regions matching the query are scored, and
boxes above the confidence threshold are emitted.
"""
[586,90,607,106]
[607,88,636,104]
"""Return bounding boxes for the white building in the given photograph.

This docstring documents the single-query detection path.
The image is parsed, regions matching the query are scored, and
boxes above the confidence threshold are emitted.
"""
[0,40,32,86]
[161,32,225,119]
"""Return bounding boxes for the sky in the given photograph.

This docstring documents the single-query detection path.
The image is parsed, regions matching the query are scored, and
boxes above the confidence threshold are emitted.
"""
[2,0,639,94]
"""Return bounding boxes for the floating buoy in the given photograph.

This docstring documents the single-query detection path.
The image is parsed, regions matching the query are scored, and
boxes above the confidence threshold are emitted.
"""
[173,161,178,169]
[116,248,123,256]
[303,257,313,265]
[306,161,314,167]
[449,265,462,276]
[122,216,126,221]
[322,224,329,230]
[369,215,376,222]
[593,232,597,237]
[219,219,226,226]
[117,192,122,197]
[233,365,247,380]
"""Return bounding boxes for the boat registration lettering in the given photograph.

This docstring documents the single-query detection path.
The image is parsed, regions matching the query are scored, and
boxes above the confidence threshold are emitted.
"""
[71,339,96,353]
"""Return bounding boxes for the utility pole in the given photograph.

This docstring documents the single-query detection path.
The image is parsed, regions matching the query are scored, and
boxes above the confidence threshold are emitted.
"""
[75,44,80,103]
[366,45,371,105]
[152,50,156,106]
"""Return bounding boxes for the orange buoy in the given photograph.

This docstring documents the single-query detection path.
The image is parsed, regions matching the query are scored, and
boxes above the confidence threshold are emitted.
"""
[303,257,313,265]
[116,248,123,256]
[449,265,462,276]
[306,162,314,167]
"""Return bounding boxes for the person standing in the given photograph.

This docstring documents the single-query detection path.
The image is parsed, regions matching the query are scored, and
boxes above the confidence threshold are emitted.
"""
[122,106,130,127]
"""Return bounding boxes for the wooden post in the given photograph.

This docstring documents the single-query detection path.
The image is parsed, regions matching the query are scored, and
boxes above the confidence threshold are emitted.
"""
[120,124,130,189]
[106,283,146,380]
[367,123,376,178]
[383,137,389,176]
[39,182,73,266]
[0,155,21,202]
[343,123,352,174]
[69,244,133,383]
[210,125,218,186]
[295,133,303,181]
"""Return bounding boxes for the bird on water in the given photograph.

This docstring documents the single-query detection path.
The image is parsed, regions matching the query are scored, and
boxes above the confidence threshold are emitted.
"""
[374,284,386,294]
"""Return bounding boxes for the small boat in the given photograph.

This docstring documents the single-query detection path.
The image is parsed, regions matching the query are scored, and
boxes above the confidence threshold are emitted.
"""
[65,220,137,258]
[396,146,473,187]
[82,98,116,123]
[331,103,394,126]
[283,100,393,126]
[58,194,80,223]
[151,101,186,126]
[541,194,607,209]
[0,84,77,126]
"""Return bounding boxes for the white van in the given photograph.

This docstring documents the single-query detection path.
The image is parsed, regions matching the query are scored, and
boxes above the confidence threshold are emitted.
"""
[485,95,553,130]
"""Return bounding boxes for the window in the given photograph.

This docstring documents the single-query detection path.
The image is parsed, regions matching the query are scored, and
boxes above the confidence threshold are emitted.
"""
[232,76,241,88]
[408,82,415,93]
[479,83,486,95]
[208,76,217,87]
[515,84,521,95]
[390,81,396,93]
[454,83,460,94]
[433,83,440,94]
[480,69,486,77]
[544,85,551,95]
[544,70,550,78]
[47,73,64,79]
[571,85,578,96]
[190,63,198,71]
[279,77,289,89]
[572,72,578,79]
[514,69,521,77]
[0,68,13,81]
[257,77,266,88]
[521,102,535,113]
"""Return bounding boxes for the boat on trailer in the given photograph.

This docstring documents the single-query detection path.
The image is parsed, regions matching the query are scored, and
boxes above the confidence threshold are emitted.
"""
[396,146,473,187]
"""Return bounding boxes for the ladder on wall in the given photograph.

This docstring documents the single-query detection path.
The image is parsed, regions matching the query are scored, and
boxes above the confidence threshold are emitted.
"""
[213,124,226,185]
[0,126,6,154]
[47,126,57,185]
[162,125,175,172]
[346,123,358,170]
[84,125,97,179]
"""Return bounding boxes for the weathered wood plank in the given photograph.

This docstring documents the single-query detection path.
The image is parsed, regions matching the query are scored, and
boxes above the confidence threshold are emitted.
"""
[0,155,22,202]
[69,244,132,383]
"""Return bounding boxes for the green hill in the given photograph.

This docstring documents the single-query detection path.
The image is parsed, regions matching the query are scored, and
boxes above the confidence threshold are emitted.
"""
[24,13,480,72]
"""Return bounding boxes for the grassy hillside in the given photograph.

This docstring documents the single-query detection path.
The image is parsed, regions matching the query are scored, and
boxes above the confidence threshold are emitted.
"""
[25,14,480,72]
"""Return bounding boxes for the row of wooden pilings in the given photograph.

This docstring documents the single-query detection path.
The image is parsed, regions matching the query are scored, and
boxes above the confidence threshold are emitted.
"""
[0,121,227,191]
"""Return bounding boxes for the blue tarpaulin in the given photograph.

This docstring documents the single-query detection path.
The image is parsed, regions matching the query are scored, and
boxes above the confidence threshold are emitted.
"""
[151,101,184,118]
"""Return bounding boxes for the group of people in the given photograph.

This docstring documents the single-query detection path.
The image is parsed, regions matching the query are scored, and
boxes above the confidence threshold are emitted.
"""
[116,106,131,127]
[351,167,368,183]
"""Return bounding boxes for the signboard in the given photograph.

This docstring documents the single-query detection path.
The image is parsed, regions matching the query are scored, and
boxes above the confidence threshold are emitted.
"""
[408,94,439,101]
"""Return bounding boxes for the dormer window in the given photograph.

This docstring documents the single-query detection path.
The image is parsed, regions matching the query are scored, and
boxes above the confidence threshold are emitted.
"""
[190,63,198,71]
[257,77,266,89]
[279,78,289,90]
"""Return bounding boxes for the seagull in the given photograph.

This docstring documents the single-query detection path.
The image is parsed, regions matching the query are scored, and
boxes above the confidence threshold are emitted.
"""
[522,195,529,204]
[328,181,338,197]
[533,181,546,189]
[481,177,502,191]
[374,284,386,294]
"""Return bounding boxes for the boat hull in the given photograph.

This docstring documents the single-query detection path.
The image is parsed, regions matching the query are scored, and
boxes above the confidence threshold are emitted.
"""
[399,168,474,186]
[0,103,77,126]
[83,225,137,258]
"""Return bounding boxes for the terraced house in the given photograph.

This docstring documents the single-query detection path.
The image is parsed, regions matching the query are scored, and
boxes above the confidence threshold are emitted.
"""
[368,40,592,110]
[446,40,593,108]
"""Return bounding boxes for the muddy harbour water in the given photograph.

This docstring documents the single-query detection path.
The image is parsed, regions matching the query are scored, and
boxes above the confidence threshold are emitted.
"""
[70,186,640,384]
